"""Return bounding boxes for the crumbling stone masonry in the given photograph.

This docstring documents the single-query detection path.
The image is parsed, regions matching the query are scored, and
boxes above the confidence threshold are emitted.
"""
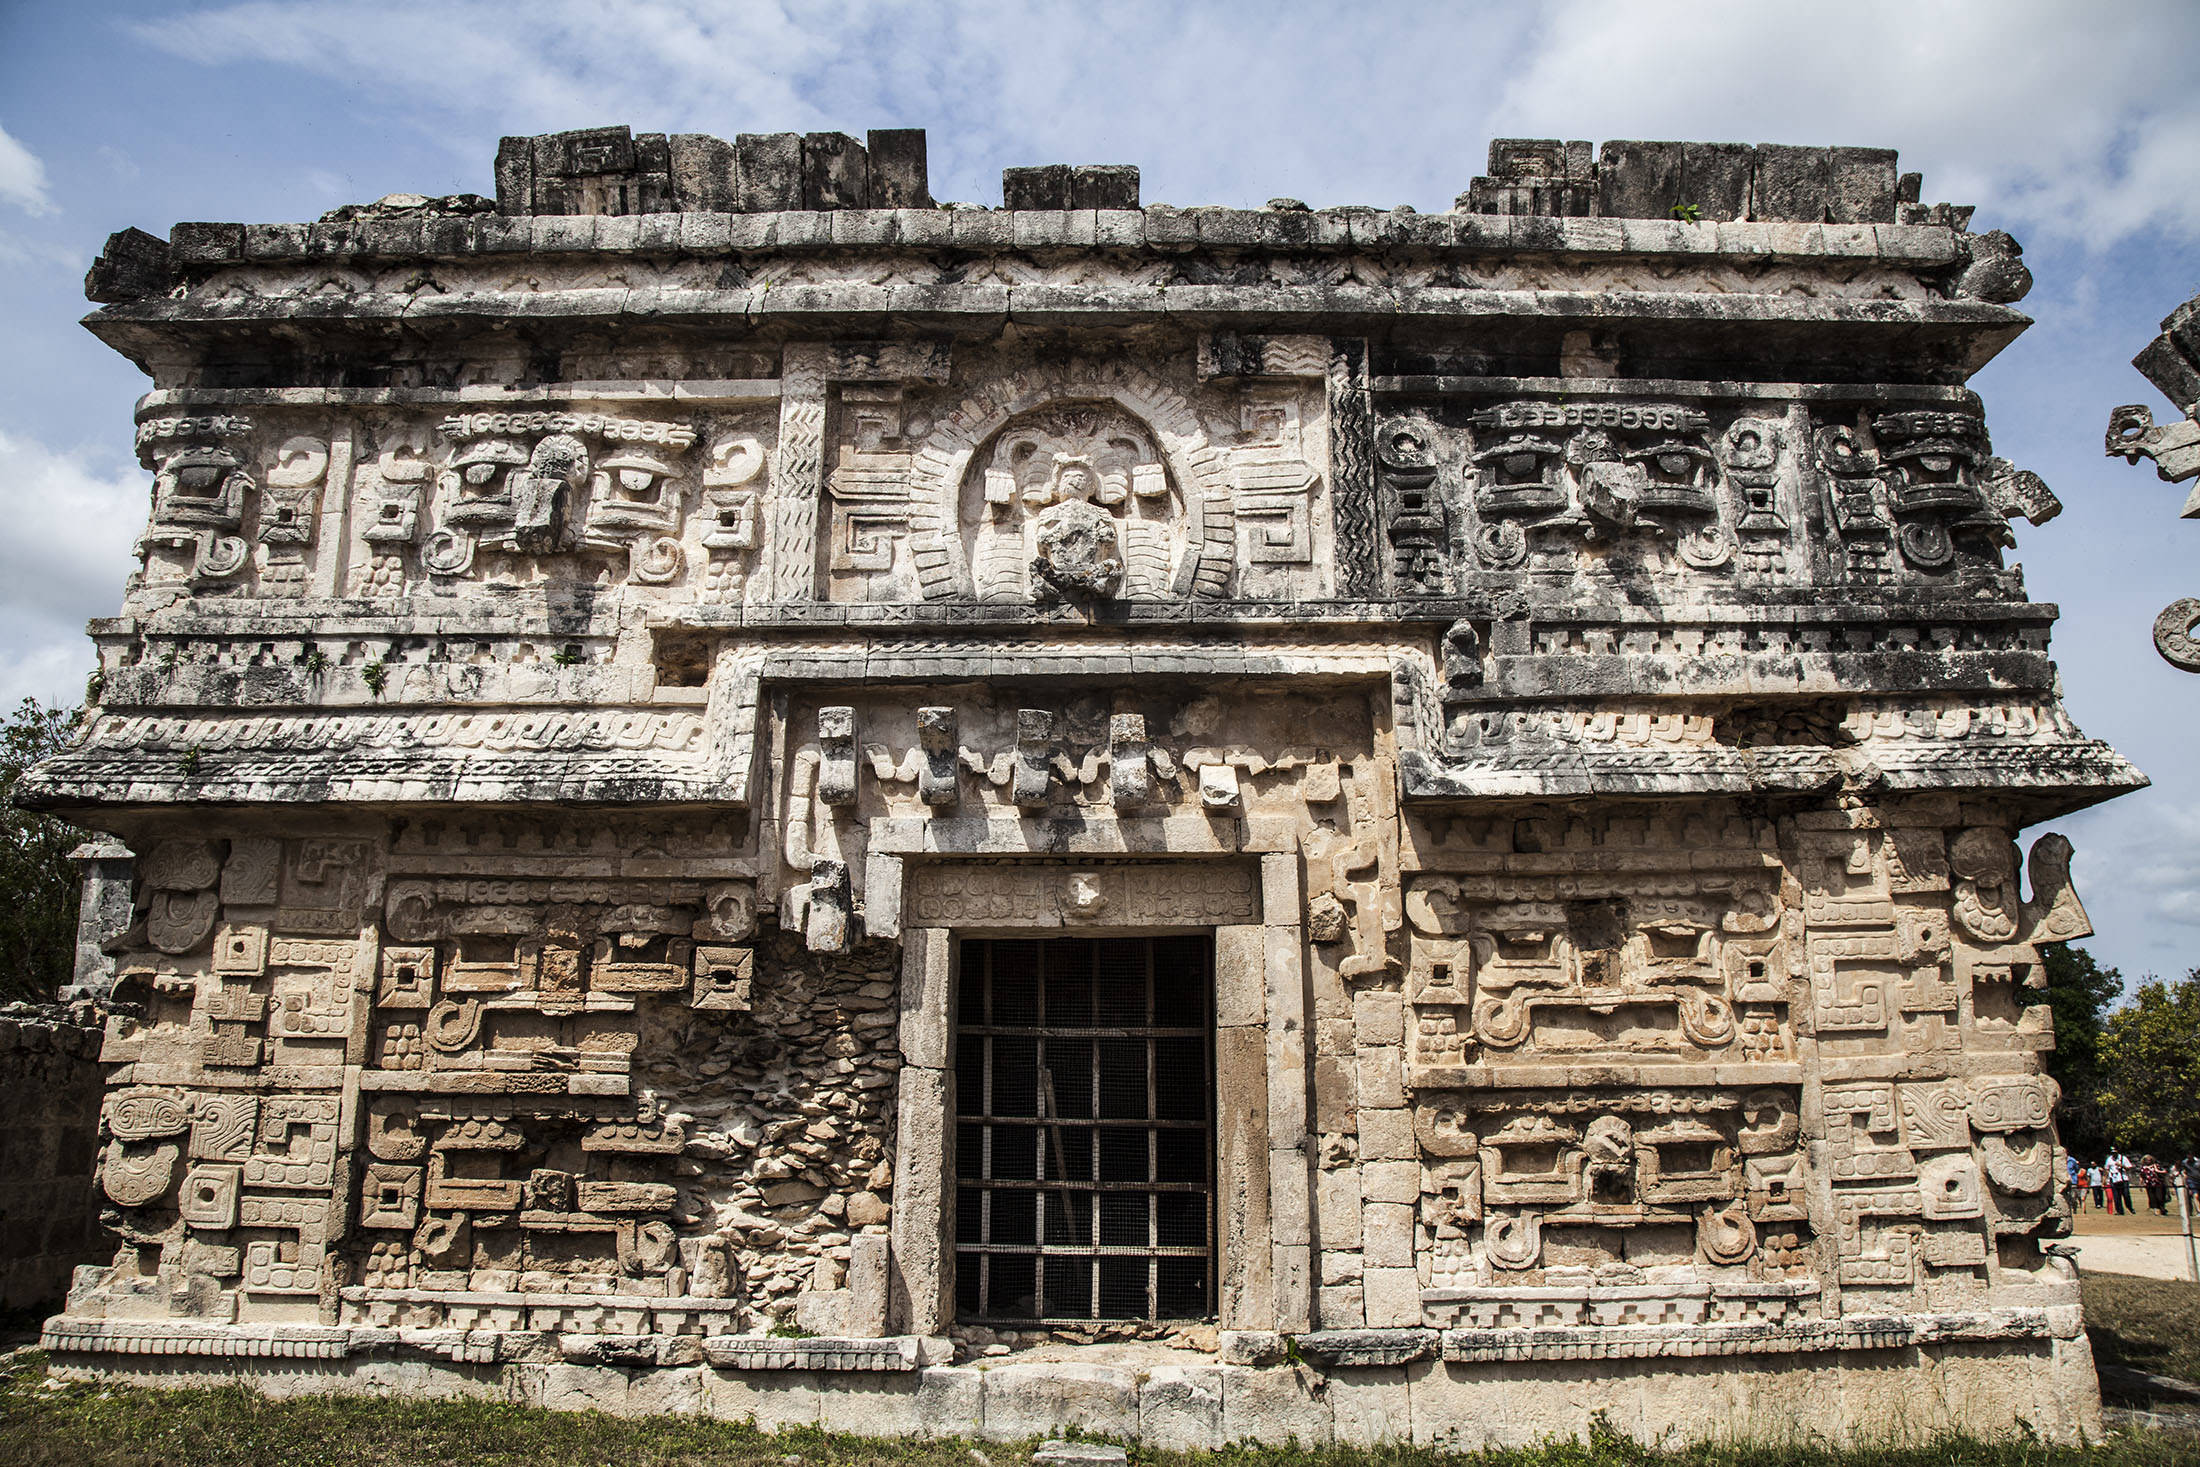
[25,128,2143,1446]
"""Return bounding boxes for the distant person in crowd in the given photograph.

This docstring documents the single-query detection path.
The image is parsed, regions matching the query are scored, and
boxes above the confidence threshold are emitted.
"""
[2066,1152,2085,1214]
[2141,1155,2169,1214]
[2109,1151,2136,1215]
[2090,1161,2108,1211]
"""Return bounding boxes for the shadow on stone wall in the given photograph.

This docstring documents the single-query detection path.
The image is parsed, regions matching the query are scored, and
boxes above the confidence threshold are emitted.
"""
[0,1002,108,1316]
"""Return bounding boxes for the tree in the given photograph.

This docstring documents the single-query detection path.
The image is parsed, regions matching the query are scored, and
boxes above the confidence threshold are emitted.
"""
[2098,970,2200,1159]
[0,699,87,1002]
[2041,942,2123,1159]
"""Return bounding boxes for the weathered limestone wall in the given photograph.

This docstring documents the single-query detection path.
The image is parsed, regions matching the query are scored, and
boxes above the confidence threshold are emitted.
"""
[0,1002,108,1310]
[24,126,2144,1444]
[48,815,907,1343]
[50,1335,2104,1448]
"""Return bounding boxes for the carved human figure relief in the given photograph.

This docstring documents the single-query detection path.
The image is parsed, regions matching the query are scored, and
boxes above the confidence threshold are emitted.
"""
[967,403,1177,602]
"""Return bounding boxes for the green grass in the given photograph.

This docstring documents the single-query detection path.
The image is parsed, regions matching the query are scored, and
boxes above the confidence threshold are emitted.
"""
[0,1357,949,1467]
[4,1307,2198,1467]
[2084,1273,2200,1389]
[0,1355,2190,1467]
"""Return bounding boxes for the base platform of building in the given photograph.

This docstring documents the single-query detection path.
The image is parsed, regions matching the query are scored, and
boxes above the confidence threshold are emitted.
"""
[43,1313,2104,1448]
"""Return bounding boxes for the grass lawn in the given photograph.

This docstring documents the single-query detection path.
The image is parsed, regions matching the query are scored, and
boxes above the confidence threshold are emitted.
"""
[2084,1272,2200,1389]
[6,1285,2200,1467]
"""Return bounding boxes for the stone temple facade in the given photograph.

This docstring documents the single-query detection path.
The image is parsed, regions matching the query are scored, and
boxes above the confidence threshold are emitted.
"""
[25,128,2144,1446]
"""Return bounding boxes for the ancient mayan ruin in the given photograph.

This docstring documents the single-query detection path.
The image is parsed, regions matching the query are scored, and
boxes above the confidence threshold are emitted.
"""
[2108,296,2200,673]
[22,127,2144,1446]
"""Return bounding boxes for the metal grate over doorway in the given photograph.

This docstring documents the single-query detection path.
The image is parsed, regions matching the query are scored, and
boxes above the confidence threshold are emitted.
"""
[954,936,1215,1324]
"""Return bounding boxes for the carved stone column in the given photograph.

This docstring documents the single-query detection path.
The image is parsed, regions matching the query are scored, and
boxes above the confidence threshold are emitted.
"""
[890,925,954,1335]
[66,839,134,1000]
[768,344,829,601]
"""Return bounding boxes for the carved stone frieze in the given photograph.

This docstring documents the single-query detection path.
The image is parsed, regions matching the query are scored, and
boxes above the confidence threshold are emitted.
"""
[905,861,1257,928]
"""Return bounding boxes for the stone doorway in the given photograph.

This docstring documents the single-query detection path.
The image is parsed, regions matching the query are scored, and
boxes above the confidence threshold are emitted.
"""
[952,935,1216,1324]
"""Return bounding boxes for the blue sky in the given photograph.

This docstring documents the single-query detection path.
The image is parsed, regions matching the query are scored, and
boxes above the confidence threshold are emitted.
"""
[2,0,2198,987]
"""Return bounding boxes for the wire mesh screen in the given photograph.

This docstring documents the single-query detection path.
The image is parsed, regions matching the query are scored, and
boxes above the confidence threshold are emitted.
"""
[954,935,1215,1324]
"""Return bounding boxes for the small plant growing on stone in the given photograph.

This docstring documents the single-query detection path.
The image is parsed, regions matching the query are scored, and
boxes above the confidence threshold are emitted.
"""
[361,658,390,697]
[84,670,104,706]
[159,647,178,672]
[178,747,202,776]
[1670,202,1703,222]
[550,644,582,667]
[767,1320,813,1339]
[1587,1408,1639,1456]
[303,649,328,677]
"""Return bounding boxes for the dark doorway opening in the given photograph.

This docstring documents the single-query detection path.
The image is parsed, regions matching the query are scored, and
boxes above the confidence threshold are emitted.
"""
[953,935,1216,1324]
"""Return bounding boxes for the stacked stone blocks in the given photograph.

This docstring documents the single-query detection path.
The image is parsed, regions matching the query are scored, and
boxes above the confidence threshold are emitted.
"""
[0,1004,108,1310]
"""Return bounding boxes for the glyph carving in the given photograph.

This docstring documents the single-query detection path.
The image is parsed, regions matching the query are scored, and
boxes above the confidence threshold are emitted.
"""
[427,411,699,583]
[134,415,255,586]
[1463,400,1730,574]
[102,1140,180,1207]
[1402,877,1770,1064]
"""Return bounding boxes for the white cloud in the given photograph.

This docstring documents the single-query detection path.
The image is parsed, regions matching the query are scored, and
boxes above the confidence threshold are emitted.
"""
[0,122,56,216]
[130,1,874,150]
[0,433,143,709]
[124,0,1536,209]
[2113,801,2200,930]
[1492,0,2200,246]
[96,144,139,183]
[0,431,145,629]
[0,227,86,273]
[124,0,2200,244]
[0,638,101,716]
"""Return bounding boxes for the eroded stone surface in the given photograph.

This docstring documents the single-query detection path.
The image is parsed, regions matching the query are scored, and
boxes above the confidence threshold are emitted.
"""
[28,125,2140,1447]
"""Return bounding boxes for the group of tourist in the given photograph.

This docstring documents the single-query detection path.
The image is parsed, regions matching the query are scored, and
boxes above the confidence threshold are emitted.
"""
[2063,1151,2200,1215]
